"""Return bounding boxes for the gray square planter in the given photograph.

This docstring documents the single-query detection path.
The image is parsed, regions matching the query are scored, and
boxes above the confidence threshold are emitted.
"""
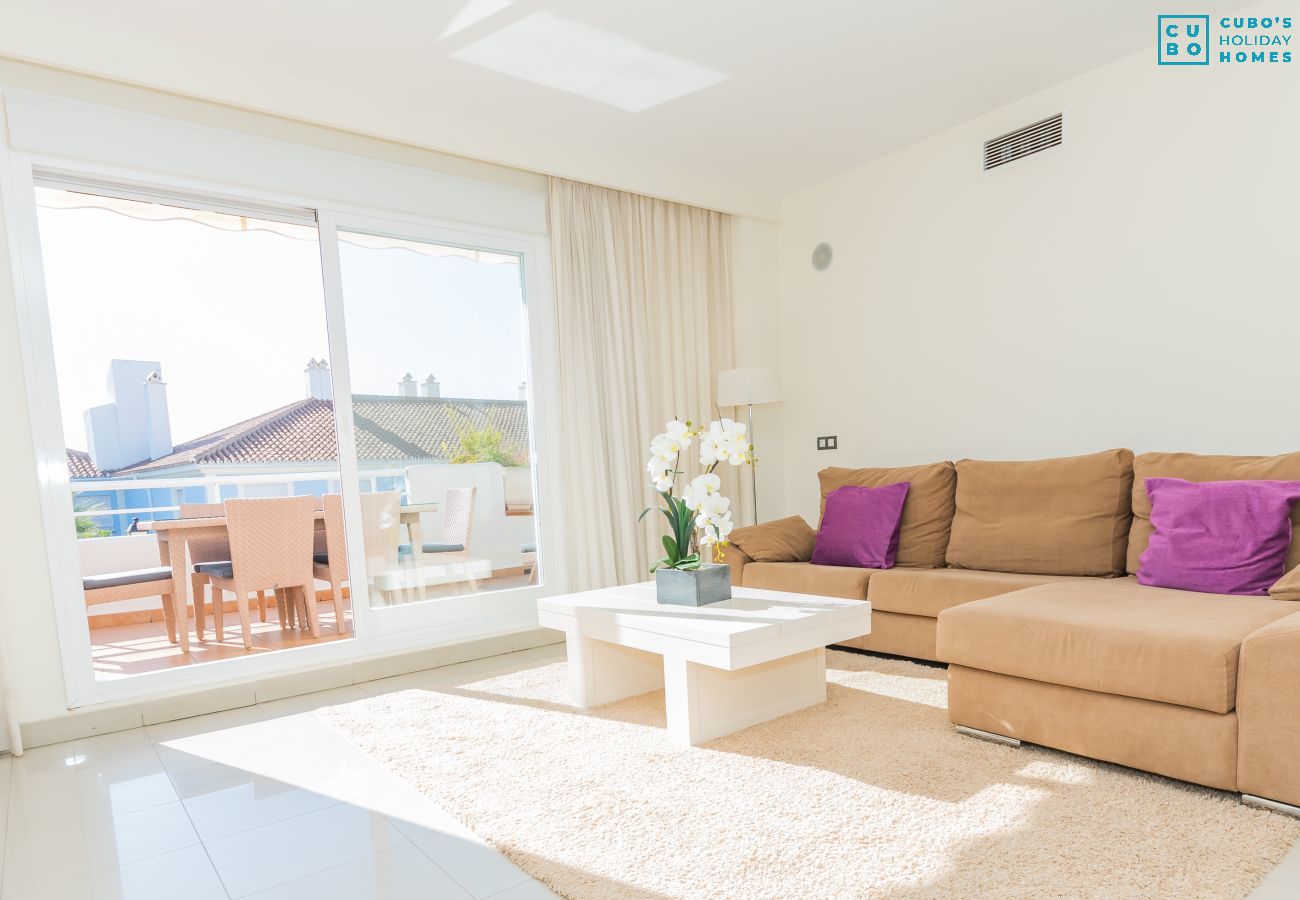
[654,563,732,606]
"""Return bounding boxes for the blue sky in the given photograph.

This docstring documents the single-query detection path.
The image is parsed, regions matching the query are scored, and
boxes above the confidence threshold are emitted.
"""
[37,197,529,450]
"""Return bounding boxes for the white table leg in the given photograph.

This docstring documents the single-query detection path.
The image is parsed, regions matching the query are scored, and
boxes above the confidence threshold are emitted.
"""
[566,634,664,708]
[663,647,827,747]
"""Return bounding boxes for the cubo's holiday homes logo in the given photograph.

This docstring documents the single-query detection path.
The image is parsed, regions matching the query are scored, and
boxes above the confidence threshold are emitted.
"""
[1159,14,1293,65]
[1158,15,1210,64]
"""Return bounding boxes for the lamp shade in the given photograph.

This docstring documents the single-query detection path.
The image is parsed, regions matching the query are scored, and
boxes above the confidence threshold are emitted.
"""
[717,366,782,407]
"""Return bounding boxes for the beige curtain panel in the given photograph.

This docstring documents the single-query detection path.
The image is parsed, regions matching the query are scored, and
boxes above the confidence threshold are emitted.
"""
[548,177,735,591]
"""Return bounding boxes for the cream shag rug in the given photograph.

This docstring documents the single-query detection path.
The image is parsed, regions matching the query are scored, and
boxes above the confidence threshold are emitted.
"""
[321,651,1299,899]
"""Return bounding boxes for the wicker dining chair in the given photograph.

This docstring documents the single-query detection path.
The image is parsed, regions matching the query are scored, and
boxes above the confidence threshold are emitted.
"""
[312,491,402,627]
[205,496,319,649]
[180,502,268,641]
[419,487,477,557]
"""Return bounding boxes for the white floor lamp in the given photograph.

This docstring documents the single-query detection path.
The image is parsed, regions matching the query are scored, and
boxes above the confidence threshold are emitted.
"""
[717,366,782,525]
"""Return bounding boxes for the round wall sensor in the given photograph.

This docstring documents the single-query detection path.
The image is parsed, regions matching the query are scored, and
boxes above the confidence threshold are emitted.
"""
[811,242,833,272]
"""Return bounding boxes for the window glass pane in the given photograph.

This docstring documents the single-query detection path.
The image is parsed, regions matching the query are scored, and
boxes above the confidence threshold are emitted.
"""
[335,230,540,607]
[36,185,354,678]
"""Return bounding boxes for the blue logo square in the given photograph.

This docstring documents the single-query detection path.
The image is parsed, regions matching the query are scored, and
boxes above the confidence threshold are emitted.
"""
[1158,15,1211,65]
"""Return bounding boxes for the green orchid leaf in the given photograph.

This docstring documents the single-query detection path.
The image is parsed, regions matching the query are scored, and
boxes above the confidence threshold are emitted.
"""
[662,534,679,563]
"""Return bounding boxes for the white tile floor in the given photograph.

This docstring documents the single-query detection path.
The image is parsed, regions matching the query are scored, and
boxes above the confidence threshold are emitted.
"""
[1254,842,1300,898]
[1,642,1297,899]
[0,646,565,900]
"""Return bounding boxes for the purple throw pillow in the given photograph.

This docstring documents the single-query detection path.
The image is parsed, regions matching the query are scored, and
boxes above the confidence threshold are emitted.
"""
[1138,477,1300,595]
[812,482,910,569]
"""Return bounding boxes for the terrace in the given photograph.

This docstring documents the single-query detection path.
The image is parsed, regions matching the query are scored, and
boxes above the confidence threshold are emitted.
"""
[69,356,538,678]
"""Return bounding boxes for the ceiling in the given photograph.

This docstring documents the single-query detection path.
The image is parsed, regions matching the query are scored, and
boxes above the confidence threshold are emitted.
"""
[0,1,1237,218]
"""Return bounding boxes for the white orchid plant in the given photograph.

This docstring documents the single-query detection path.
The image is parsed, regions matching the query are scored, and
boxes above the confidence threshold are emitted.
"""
[641,418,753,572]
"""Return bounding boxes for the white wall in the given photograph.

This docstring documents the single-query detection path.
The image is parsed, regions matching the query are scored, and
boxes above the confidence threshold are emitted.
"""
[775,35,1300,524]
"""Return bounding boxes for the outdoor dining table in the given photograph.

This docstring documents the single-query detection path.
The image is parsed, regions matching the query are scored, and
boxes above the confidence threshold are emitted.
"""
[143,501,440,653]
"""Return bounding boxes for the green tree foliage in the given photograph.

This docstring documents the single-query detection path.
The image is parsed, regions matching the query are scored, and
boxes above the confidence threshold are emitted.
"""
[442,413,525,467]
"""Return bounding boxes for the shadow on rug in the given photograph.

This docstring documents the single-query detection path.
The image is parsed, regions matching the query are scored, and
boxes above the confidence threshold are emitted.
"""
[320,650,1298,899]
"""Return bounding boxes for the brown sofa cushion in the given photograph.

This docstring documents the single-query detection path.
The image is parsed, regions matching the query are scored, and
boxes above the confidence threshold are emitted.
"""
[835,610,938,661]
[948,666,1240,792]
[729,516,817,562]
[937,577,1298,714]
[717,544,753,589]
[1128,451,1300,575]
[818,462,955,568]
[867,567,1092,618]
[944,449,1134,576]
[1271,565,1300,602]
[741,561,872,600]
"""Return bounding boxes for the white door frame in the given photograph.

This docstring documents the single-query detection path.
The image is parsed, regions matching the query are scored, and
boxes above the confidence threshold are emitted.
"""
[316,208,566,640]
[0,90,565,708]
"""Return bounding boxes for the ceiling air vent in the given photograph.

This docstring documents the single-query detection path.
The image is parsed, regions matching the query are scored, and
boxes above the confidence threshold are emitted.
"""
[983,113,1063,171]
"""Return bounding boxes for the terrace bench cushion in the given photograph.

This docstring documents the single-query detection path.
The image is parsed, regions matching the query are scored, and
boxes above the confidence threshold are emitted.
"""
[938,577,1300,713]
[867,567,1093,618]
[742,561,874,600]
[82,566,173,591]
[193,560,234,578]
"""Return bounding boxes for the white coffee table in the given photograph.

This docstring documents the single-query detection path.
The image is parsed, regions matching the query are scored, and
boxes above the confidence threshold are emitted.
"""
[537,582,872,747]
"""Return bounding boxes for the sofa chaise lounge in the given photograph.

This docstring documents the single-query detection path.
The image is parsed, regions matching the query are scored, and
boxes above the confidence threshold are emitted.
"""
[721,449,1300,815]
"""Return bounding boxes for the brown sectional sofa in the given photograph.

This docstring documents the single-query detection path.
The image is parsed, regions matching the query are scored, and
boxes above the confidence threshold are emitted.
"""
[723,449,1300,814]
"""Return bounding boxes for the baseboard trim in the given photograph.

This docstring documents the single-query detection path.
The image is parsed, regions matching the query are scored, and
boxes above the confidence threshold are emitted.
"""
[955,724,1022,747]
[15,626,564,753]
[1241,793,1300,818]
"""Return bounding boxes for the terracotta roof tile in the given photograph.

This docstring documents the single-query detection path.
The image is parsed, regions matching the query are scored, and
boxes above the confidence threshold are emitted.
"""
[68,396,529,477]
[67,449,104,479]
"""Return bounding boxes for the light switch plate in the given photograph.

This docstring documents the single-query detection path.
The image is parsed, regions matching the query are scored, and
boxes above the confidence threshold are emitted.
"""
[816,435,838,450]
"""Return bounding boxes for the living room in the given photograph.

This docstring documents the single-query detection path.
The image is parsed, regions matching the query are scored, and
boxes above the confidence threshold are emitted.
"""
[0,1,1295,898]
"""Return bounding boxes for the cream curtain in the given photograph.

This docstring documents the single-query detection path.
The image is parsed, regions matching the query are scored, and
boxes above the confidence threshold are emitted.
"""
[548,177,735,591]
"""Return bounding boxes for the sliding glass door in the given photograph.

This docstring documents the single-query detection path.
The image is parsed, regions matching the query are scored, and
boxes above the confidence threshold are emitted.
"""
[10,168,555,704]
[317,212,547,637]
[31,181,355,683]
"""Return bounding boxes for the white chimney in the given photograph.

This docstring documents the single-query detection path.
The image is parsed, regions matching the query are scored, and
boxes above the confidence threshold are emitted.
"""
[85,360,173,470]
[84,404,121,472]
[305,358,333,401]
[142,372,173,461]
[420,374,440,398]
[397,373,417,398]
[517,381,528,401]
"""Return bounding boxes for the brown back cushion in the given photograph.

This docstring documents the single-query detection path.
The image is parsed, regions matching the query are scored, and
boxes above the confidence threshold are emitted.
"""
[729,516,817,562]
[1128,451,1300,575]
[945,449,1134,576]
[1270,565,1300,601]
[818,462,956,568]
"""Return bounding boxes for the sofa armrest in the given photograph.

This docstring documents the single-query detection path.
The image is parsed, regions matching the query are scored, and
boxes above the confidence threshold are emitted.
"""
[727,516,817,566]
[718,544,753,587]
[1237,609,1300,806]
